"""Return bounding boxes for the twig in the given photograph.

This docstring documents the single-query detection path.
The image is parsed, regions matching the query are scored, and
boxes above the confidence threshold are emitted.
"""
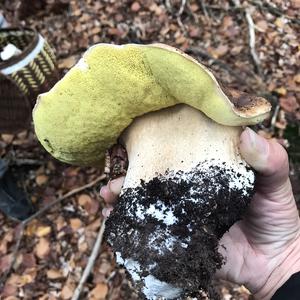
[10,158,44,167]
[230,0,241,7]
[250,0,300,25]
[71,219,106,300]
[176,0,187,31]
[177,0,187,17]
[271,104,281,129]
[231,1,262,77]
[24,174,106,225]
[0,175,106,287]
[201,4,242,12]
[165,0,172,13]
[197,0,209,17]
[0,225,24,288]
[245,8,262,76]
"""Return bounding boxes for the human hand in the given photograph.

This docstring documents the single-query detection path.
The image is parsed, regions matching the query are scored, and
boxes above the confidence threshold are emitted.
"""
[217,128,300,299]
[100,128,300,300]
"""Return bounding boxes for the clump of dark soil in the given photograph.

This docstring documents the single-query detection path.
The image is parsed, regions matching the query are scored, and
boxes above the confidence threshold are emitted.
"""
[105,162,255,299]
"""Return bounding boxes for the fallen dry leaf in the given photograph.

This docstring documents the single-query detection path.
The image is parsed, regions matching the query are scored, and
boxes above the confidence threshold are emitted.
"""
[291,0,300,8]
[1,134,14,144]
[56,215,67,231]
[47,269,63,279]
[0,254,12,275]
[256,20,268,32]
[131,1,141,12]
[86,218,101,231]
[280,96,299,113]
[209,45,228,58]
[36,175,49,186]
[20,253,36,269]
[36,226,52,237]
[7,273,34,287]
[16,131,27,140]
[78,241,88,253]
[78,194,92,206]
[58,55,78,69]
[275,86,287,96]
[25,220,38,236]
[61,281,75,300]
[88,283,108,300]
[0,230,14,255]
[275,17,286,28]
[70,218,82,231]
[87,198,100,215]
[221,16,233,31]
[294,74,300,83]
[35,238,50,259]
[2,282,18,297]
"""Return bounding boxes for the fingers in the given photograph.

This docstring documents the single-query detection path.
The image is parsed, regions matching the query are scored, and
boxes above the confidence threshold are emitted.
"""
[100,176,125,217]
[100,176,125,204]
[239,128,289,189]
[102,206,114,218]
[108,176,125,196]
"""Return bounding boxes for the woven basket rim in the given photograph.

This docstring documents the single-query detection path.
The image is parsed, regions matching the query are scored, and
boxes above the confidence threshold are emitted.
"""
[0,27,39,71]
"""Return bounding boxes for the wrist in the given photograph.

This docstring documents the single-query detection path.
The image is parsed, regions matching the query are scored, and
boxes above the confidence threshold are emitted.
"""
[254,237,300,300]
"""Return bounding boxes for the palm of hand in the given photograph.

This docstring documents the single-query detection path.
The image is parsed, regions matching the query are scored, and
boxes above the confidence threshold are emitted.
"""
[218,181,300,294]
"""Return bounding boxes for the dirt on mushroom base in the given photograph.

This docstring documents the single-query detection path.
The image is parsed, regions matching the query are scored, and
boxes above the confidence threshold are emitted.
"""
[105,162,255,299]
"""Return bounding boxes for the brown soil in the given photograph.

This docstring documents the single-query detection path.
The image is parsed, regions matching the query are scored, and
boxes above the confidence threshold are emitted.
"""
[105,162,255,299]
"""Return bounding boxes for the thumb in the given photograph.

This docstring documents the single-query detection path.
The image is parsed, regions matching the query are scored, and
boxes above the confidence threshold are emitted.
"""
[239,128,289,191]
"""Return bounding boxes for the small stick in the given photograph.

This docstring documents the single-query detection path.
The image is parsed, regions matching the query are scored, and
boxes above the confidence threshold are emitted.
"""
[165,0,172,13]
[250,0,300,25]
[0,175,106,287]
[245,8,262,76]
[71,219,106,300]
[0,225,24,288]
[11,158,44,166]
[177,0,187,31]
[24,174,106,225]
[198,0,209,17]
[271,104,281,129]
[177,0,187,17]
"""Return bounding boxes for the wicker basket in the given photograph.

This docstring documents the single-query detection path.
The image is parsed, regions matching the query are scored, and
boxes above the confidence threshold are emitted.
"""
[0,28,59,133]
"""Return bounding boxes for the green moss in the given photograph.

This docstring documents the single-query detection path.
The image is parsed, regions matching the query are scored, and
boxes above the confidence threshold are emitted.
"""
[33,44,266,166]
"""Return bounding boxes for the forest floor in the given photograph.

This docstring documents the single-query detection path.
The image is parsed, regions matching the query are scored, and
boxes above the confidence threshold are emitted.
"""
[0,0,299,299]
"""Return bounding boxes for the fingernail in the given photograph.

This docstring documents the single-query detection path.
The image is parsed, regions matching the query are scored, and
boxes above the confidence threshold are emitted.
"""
[99,187,105,198]
[109,178,124,195]
[240,128,270,172]
[102,208,108,217]
[244,128,269,155]
[102,207,113,218]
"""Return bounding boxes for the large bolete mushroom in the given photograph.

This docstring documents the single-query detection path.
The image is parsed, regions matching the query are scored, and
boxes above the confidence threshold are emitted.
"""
[33,44,271,299]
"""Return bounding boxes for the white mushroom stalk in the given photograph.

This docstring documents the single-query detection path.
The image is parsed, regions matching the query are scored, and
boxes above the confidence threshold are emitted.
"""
[121,104,253,190]
[107,104,255,299]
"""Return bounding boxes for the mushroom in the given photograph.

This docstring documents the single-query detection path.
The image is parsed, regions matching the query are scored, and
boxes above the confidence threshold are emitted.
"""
[33,44,271,299]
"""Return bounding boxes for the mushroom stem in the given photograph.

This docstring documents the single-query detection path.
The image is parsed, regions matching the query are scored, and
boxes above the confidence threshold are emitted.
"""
[120,104,246,191]
[108,104,255,299]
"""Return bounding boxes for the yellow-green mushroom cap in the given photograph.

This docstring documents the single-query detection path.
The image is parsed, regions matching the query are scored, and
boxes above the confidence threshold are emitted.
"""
[33,43,271,166]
